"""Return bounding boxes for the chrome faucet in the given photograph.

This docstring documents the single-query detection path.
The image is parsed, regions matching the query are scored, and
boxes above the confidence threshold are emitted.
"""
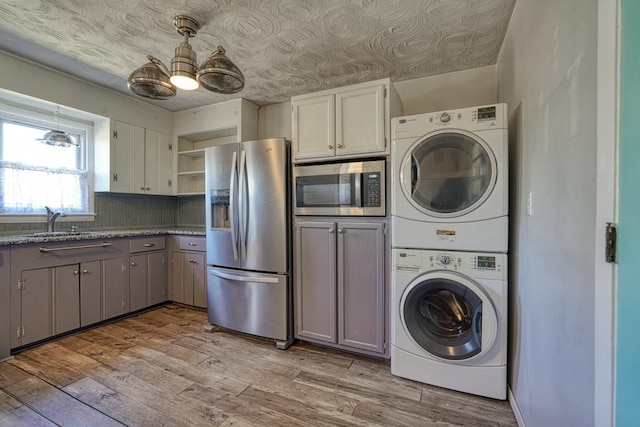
[45,206,65,232]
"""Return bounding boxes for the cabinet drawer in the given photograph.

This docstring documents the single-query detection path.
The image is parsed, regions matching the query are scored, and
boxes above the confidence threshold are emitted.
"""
[130,236,166,253]
[178,236,206,252]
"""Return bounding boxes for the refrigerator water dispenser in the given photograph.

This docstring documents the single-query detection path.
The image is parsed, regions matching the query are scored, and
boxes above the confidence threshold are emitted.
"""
[209,189,230,228]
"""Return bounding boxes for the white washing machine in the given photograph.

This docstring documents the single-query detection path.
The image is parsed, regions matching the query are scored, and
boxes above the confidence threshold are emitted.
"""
[391,104,508,252]
[391,248,507,400]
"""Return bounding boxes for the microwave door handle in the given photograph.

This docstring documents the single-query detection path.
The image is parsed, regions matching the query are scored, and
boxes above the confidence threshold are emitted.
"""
[238,149,247,260]
[354,173,362,208]
[229,150,239,260]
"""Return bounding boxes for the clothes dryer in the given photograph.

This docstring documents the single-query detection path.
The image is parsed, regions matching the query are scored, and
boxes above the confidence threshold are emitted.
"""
[391,248,508,399]
[391,104,508,252]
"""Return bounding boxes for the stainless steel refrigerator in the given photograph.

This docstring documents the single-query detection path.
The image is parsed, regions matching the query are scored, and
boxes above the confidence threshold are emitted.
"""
[204,138,292,349]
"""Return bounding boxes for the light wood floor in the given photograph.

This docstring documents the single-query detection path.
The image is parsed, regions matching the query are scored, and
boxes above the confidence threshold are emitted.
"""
[0,304,517,426]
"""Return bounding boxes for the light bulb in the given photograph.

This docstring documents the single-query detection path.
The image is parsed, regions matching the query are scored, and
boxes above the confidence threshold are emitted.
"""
[170,74,199,90]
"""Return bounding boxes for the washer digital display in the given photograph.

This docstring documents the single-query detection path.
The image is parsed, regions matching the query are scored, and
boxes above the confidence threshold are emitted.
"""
[477,255,496,269]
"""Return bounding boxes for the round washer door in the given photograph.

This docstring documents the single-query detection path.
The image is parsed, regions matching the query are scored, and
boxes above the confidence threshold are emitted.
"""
[399,129,497,218]
[400,271,498,361]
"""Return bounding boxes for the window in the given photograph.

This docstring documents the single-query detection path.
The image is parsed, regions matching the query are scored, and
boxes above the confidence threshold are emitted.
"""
[0,102,94,219]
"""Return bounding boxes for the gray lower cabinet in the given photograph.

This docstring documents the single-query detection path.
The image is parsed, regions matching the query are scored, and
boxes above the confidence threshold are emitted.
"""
[129,236,168,312]
[171,252,206,307]
[130,251,168,311]
[169,236,206,308]
[0,248,10,359]
[295,220,386,356]
[12,268,53,348]
[102,257,130,319]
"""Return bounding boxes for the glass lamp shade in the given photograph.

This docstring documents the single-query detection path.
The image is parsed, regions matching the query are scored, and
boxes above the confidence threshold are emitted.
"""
[38,130,78,147]
[127,59,177,100]
[170,73,199,90]
[197,46,245,94]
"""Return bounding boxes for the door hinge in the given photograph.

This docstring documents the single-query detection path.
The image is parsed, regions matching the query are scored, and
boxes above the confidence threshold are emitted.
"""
[113,173,118,182]
[385,137,388,147]
[168,179,172,187]
[17,279,25,290]
[606,222,617,263]
[384,87,387,98]
[113,130,118,139]
[122,263,127,272]
[16,326,25,338]
[168,143,173,151]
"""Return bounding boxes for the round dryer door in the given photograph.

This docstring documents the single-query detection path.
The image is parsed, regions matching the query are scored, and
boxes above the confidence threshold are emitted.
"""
[401,271,498,361]
[400,129,497,218]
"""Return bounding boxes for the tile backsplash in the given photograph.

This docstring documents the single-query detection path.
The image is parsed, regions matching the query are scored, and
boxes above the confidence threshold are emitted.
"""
[0,193,205,235]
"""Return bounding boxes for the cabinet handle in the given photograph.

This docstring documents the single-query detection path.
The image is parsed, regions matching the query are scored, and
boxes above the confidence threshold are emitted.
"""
[82,269,89,274]
[74,270,79,275]
[328,228,334,233]
[39,242,112,253]
[143,243,156,247]
[338,228,344,233]
[328,145,334,149]
[189,259,198,264]
[146,187,151,191]
[140,187,146,190]
[131,262,136,266]
[188,242,198,246]
[337,144,344,149]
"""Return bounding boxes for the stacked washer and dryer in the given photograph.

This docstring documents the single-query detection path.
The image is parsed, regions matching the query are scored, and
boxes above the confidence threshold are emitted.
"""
[389,104,509,400]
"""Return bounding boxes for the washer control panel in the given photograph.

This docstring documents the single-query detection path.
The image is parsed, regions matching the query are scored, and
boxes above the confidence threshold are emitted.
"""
[393,249,507,280]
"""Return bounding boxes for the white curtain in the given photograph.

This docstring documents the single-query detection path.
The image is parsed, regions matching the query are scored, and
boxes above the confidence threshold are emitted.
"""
[0,161,87,213]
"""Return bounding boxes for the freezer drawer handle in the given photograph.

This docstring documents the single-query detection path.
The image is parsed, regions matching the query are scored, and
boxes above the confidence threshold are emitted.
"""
[208,269,279,284]
[39,241,112,253]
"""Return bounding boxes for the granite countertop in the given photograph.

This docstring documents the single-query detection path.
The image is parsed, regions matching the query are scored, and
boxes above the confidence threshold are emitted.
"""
[0,227,205,246]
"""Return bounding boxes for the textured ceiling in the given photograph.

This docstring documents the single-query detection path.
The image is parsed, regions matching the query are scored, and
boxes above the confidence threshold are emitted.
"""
[0,0,515,112]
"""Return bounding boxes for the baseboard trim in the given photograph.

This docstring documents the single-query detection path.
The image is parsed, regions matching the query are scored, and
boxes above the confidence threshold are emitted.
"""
[508,385,526,427]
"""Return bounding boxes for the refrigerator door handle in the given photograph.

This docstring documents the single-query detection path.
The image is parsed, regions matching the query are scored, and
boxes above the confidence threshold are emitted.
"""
[238,149,248,260]
[209,269,279,284]
[229,150,239,260]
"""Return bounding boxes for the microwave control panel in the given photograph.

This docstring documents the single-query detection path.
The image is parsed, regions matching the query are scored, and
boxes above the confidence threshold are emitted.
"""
[363,172,382,207]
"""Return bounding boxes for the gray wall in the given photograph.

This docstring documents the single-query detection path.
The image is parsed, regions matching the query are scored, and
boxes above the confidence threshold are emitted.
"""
[497,0,603,425]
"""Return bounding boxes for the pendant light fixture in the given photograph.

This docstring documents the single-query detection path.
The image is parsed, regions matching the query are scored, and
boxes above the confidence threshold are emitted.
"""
[127,15,245,100]
[37,107,78,148]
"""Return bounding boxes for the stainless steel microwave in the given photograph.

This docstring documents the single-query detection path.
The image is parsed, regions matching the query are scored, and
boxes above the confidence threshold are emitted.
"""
[294,160,386,216]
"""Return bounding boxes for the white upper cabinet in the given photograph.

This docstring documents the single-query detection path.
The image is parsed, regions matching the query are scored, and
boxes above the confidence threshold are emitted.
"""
[291,78,401,163]
[94,120,174,195]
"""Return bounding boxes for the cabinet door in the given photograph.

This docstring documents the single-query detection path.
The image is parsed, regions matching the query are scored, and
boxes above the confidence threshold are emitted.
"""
[20,268,53,347]
[53,265,80,335]
[190,253,206,308]
[80,261,102,327]
[148,252,168,306]
[103,257,129,318]
[156,132,175,195]
[181,253,195,306]
[143,129,159,194]
[111,121,133,193]
[335,84,386,157]
[171,252,185,304]
[129,254,148,312]
[129,125,147,194]
[294,221,337,342]
[337,222,385,353]
[292,94,335,160]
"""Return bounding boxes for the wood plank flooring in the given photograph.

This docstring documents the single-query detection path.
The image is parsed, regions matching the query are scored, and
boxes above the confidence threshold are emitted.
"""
[0,304,517,426]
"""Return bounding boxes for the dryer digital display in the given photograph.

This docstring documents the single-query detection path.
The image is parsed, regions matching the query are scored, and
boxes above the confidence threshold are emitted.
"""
[477,106,496,121]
